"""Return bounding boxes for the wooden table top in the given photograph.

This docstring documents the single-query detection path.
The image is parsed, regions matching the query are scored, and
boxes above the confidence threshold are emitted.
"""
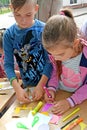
[0,81,15,113]
[1,90,87,130]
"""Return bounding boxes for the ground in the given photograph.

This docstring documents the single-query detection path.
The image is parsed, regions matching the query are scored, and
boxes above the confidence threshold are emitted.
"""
[0,7,87,29]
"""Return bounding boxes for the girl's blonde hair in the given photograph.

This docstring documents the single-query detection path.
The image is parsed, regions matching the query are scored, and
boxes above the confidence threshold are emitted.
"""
[43,8,79,48]
[10,0,37,10]
[42,8,83,79]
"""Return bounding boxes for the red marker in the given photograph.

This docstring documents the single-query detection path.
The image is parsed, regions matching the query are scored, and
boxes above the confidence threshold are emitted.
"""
[43,86,52,98]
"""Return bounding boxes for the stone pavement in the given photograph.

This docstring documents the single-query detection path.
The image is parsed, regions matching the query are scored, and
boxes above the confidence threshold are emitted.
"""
[0,12,15,29]
[72,7,87,17]
[73,7,87,28]
[0,7,87,29]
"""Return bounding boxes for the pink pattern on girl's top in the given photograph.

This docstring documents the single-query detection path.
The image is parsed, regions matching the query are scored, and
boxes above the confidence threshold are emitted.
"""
[61,65,81,88]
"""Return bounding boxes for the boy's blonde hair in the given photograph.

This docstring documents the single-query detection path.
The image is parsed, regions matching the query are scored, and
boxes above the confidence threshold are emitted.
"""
[10,0,37,10]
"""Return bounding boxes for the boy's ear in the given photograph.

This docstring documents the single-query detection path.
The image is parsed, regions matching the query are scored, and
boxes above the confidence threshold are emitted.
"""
[35,4,39,13]
[9,4,14,11]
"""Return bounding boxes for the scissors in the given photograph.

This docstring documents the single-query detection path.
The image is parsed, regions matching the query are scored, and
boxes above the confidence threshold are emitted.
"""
[16,122,28,129]
[32,116,39,127]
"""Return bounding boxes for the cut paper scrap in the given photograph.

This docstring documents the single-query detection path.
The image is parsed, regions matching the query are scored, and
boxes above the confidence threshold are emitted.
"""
[41,111,49,116]
[41,103,53,112]
[79,122,87,130]
[14,105,32,114]
[49,114,62,125]
[27,111,52,130]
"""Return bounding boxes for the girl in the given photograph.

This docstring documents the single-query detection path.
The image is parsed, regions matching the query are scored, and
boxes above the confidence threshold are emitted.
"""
[42,8,87,114]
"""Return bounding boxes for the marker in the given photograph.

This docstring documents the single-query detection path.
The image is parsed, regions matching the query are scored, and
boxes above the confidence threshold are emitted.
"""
[43,86,52,98]
[61,115,80,129]
[32,101,43,115]
[63,107,80,122]
[65,118,83,130]
[0,93,7,95]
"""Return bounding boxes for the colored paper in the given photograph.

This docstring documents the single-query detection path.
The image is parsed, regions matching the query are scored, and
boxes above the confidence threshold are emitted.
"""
[49,114,61,124]
[41,103,53,112]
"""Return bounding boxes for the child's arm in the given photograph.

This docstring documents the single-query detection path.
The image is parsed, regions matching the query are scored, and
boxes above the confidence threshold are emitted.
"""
[11,78,31,103]
[51,84,87,115]
[32,74,48,101]
[67,84,87,107]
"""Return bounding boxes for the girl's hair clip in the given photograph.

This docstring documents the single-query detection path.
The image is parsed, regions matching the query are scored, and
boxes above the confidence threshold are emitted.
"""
[80,38,87,46]
[59,11,65,15]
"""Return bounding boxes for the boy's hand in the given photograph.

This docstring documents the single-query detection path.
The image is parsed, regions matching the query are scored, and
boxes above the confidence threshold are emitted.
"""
[32,86,44,101]
[51,99,71,114]
[16,87,31,103]
[44,90,55,103]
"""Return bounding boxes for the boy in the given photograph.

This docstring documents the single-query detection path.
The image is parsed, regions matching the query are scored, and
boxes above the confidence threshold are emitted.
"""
[3,0,58,103]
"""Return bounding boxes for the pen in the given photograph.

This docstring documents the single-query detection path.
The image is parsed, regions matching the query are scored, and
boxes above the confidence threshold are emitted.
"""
[32,101,43,115]
[65,117,83,130]
[43,86,52,98]
[61,115,80,129]
[63,107,80,122]
[0,93,7,95]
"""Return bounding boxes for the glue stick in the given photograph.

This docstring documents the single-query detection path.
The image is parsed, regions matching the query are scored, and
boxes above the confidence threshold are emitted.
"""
[32,101,43,115]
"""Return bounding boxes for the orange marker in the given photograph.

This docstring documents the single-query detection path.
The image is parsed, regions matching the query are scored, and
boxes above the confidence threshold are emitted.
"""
[65,118,83,130]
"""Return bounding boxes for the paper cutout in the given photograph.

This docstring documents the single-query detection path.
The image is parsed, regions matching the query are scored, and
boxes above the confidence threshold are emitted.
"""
[49,114,62,124]
[79,122,87,130]
[14,105,32,114]
[41,103,53,112]
[14,107,20,114]
[41,111,49,116]
[27,111,51,130]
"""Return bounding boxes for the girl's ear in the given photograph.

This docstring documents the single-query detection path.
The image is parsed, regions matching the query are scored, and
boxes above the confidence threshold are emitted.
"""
[73,39,80,49]
[73,39,82,54]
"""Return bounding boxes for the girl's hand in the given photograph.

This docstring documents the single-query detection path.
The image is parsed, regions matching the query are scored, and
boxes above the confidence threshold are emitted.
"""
[51,99,71,114]
[44,90,55,103]
[16,87,31,103]
[32,86,44,101]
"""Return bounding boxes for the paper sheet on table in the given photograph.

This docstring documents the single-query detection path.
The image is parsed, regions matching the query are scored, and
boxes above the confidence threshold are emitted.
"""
[5,117,29,130]
[5,111,52,130]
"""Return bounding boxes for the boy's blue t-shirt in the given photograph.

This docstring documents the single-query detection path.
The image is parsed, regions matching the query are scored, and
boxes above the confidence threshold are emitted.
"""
[3,19,53,87]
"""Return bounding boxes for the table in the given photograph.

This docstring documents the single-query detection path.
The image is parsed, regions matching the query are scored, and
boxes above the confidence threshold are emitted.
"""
[0,81,16,117]
[1,90,87,130]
